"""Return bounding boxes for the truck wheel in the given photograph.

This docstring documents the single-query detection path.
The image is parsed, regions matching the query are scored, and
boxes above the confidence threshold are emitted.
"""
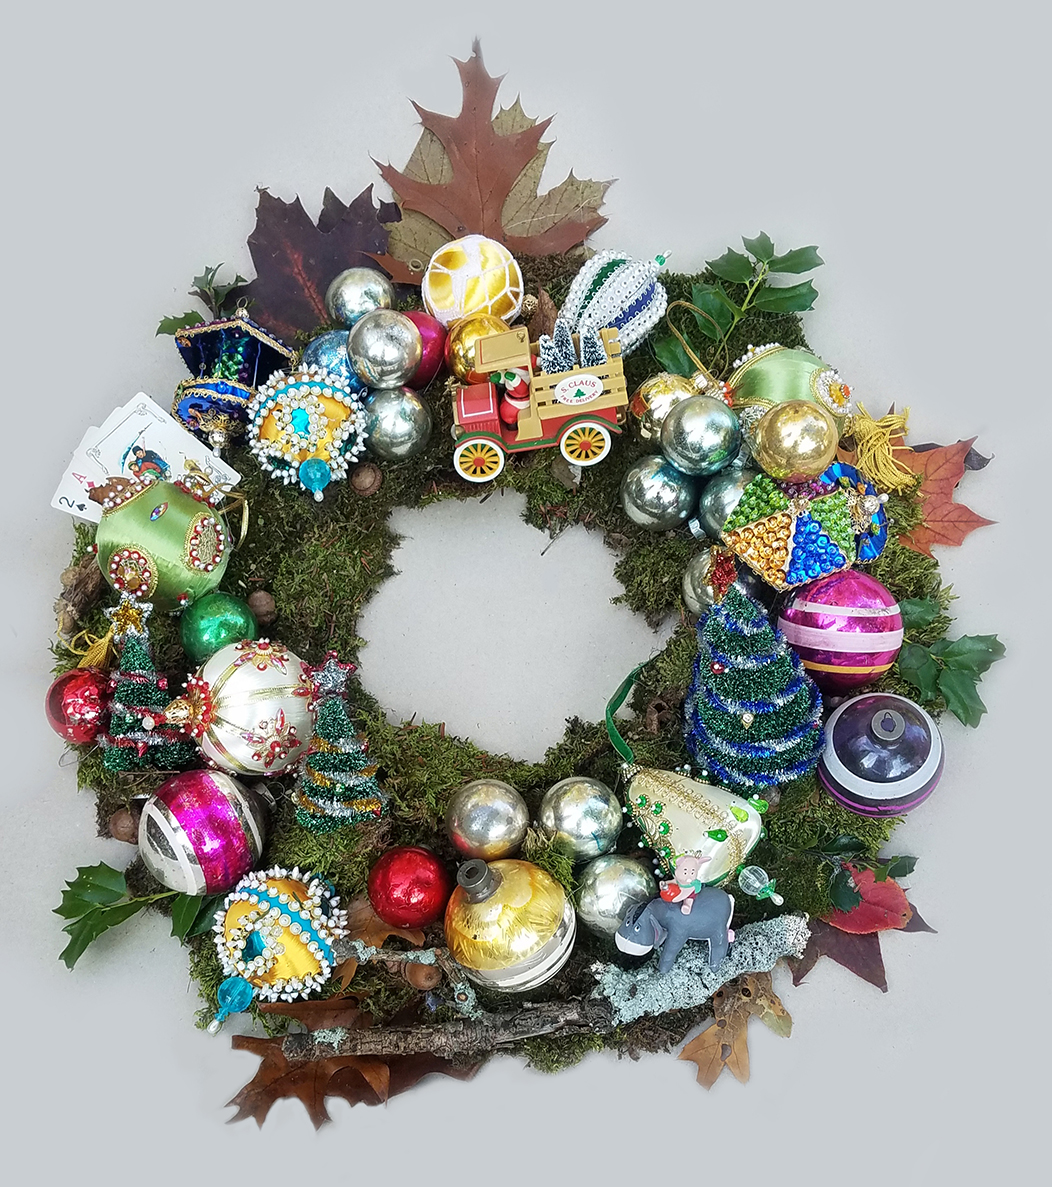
[559,421,612,466]
[453,438,506,482]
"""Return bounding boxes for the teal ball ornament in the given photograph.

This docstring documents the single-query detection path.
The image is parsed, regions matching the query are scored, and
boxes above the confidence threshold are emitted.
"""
[620,456,698,531]
[696,467,758,537]
[660,395,741,477]
[301,330,366,393]
[179,592,259,664]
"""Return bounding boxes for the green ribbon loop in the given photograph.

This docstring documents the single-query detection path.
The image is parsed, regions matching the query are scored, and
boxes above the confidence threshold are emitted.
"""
[604,660,653,765]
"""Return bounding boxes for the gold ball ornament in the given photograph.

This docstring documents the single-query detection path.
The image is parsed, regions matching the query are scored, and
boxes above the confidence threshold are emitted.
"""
[628,372,702,441]
[444,314,509,382]
[422,234,524,328]
[750,400,839,482]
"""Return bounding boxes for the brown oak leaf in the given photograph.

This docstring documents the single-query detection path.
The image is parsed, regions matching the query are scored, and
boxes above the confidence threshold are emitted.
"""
[331,896,426,990]
[678,972,791,1089]
[374,40,609,278]
[238,185,400,343]
[897,437,995,556]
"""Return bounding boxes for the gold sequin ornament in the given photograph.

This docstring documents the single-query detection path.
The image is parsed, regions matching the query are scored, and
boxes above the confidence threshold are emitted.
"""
[422,235,524,327]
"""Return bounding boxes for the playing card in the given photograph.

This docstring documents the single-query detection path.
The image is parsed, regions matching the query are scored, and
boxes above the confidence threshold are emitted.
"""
[51,428,109,522]
[84,394,240,490]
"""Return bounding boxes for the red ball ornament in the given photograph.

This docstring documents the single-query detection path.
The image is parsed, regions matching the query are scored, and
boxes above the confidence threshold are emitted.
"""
[368,846,452,928]
[45,667,109,744]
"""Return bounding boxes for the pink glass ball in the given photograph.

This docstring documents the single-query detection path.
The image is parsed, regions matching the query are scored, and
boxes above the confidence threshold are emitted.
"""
[777,570,903,693]
[404,310,447,389]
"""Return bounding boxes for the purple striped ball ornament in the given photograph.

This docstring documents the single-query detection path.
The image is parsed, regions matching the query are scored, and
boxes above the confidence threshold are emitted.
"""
[138,770,272,896]
[819,693,944,817]
[777,570,903,693]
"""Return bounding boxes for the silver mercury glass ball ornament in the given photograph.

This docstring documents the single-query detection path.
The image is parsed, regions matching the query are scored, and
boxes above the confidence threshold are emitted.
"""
[682,545,772,615]
[575,855,658,937]
[620,455,698,531]
[364,387,433,461]
[537,776,622,860]
[348,309,423,388]
[325,267,395,328]
[659,394,741,477]
[445,779,530,860]
[695,467,759,538]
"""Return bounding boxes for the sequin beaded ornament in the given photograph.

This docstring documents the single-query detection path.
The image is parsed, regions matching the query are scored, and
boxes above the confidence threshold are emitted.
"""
[559,250,669,356]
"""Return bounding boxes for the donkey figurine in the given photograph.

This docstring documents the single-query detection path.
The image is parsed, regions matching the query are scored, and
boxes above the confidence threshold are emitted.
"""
[615,887,735,974]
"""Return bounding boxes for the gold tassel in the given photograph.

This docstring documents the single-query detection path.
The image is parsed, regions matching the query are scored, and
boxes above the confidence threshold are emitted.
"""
[69,625,115,670]
[845,403,916,493]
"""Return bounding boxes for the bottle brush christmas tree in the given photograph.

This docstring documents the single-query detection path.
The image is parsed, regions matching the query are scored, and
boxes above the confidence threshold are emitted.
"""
[101,594,197,772]
[292,652,390,833]
[685,585,824,790]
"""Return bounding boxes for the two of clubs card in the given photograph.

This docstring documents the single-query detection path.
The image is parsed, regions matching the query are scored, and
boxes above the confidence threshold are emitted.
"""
[51,394,241,523]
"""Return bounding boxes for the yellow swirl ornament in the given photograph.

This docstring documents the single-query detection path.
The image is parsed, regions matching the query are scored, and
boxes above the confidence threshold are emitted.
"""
[422,234,524,327]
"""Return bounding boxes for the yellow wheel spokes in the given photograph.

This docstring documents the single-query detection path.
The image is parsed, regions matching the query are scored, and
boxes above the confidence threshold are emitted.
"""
[454,438,505,482]
[563,424,609,463]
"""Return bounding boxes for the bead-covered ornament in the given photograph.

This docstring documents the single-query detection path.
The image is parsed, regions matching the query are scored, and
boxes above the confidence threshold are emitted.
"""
[445,779,530,860]
[444,858,576,992]
[92,475,231,611]
[367,847,452,929]
[620,455,698,530]
[248,365,368,501]
[45,667,108,745]
[720,463,889,591]
[138,770,271,895]
[210,867,348,1028]
[179,591,258,665]
[684,586,825,790]
[819,693,944,817]
[172,309,294,448]
[422,234,524,327]
[537,777,622,860]
[777,570,903,692]
[559,250,668,356]
[165,639,313,776]
[291,652,390,832]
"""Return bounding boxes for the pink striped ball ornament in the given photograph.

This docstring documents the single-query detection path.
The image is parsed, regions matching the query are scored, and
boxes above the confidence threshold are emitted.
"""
[138,770,271,896]
[777,570,903,693]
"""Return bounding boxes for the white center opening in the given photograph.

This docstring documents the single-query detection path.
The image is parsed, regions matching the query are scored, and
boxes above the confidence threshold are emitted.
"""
[356,492,674,762]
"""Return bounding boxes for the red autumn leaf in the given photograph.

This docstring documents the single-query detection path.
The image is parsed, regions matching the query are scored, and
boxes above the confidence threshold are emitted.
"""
[238,185,400,343]
[896,437,995,556]
[788,918,889,993]
[375,40,609,260]
[824,865,913,934]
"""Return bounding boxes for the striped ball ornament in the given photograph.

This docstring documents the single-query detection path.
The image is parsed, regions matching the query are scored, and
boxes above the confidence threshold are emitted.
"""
[777,570,903,693]
[138,770,271,895]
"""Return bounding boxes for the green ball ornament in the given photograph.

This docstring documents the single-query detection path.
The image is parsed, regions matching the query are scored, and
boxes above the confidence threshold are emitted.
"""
[179,592,259,664]
[94,478,231,611]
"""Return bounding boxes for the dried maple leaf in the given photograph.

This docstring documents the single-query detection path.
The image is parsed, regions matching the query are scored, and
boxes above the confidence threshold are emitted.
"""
[678,972,791,1089]
[789,917,888,992]
[331,896,425,989]
[238,185,400,342]
[897,437,995,556]
[374,40,609,280]
[824,865,913,934]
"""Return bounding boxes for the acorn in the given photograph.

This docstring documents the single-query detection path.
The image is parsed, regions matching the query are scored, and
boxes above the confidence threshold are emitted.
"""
[246,590,277,627]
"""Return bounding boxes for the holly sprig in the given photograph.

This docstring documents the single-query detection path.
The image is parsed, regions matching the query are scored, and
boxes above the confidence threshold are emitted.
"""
[156,263,248,335]
[55,862,221,968]
[895,598,1005,727]
[814,836,918,912]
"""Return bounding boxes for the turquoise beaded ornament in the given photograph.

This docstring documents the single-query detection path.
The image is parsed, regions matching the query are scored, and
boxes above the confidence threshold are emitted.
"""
[559,249,669,356]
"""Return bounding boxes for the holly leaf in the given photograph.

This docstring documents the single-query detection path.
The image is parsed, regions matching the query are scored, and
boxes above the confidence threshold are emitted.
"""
[896,438,995,556]
[788,917,888,992]
[751,279,819,313]
[825,865,912,934]
[331,897,426,989]
[156,312,205,336]
[652,334,695,378]
[829,867,862,912]
[767,245,824,274]
[170,893,223,941]
[937,667,988,727]
[376,41,609,262]
[54,862,126,918]
[742,231,775,262]
[884,855,918,879]
[706,247,754,284]
[238,185,399,343]
[691,282,736,339]
[897,642,941,702]
[822,834,866,856]
[930,634,1005,676]
[58,899,148,969]
[899,598,942,630]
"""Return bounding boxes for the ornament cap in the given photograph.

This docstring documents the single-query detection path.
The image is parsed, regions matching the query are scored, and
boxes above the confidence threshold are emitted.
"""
[457,858,500,902]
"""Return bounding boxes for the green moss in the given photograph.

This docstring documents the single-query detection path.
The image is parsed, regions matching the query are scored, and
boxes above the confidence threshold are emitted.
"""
[521,829,576,897]
[519,1030,607,1073]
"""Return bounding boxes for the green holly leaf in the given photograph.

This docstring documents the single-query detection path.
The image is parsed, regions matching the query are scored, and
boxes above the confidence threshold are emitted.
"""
[872,863,889,882]
[930,634,1005,677]
[885,855,918,879]
[767,245,824,274]
[829,868,862,913]
[652,334,695,377]
[823,834,865,856]
[706,247,755,284]
[59,900,149,969]
[751,280,819,313]
[742,232,775,262]
[156,312,205,336]
[899,598,942,630]
[171,893,205,941]
[187,895,225,937]
[938,667,988,727]
[897,643,941,702]
[690,282,736,339]
[54,863,127,919]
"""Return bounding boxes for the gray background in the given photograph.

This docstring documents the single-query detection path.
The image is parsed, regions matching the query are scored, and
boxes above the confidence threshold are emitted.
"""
[3,0,1047,1181]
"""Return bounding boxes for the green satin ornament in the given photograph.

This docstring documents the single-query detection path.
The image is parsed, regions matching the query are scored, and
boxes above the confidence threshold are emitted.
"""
[179,592,258,663]
[728,344,852,427]
[94,480,231,611]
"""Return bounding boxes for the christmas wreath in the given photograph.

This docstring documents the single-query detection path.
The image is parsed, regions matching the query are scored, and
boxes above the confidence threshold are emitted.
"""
[47,43,1003,1125]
